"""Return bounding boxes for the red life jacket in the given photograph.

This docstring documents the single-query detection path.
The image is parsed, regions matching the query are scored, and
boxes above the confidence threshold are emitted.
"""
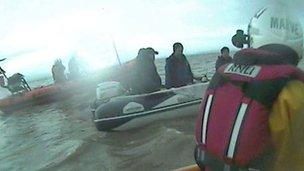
[195,48,304,170]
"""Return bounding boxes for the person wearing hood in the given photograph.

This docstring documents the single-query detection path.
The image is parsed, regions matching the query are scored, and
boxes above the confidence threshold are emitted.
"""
[129,48,162,94]
[165,42,195,88]
[68,57,80,80]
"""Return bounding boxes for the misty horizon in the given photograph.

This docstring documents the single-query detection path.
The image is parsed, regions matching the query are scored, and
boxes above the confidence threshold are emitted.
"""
[0,0,303,80]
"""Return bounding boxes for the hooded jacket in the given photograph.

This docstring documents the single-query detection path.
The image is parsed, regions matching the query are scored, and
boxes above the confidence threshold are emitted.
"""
[165,54,193,88]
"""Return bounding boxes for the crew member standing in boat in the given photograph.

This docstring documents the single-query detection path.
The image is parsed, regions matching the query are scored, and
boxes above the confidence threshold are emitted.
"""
[52,59,67,84]
[68,57,80,80]
[194,5,304,171]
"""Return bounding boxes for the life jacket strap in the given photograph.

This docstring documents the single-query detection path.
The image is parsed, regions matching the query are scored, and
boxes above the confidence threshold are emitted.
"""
[194,146,272,171]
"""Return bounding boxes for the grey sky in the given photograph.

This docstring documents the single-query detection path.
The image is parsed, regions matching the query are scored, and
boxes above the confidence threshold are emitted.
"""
[0,0,303,79]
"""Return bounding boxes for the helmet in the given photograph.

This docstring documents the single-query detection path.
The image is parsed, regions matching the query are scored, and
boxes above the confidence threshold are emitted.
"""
[248,4,303,60]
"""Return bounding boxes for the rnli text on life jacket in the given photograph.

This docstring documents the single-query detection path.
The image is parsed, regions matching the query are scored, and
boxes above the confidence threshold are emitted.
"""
[270,17,300,36]
[224,64,261,78]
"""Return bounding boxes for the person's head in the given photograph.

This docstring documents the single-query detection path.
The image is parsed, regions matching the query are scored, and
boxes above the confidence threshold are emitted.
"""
[137,48,146,57]
[54,59,62,66]
[146,47,159,61]
[248,4,303,65]
[137,48,146,59]
[220,47,230,58]
[173,42,184,55]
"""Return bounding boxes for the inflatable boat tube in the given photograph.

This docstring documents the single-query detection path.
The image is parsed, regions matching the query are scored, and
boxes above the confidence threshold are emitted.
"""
[91,82,209,131]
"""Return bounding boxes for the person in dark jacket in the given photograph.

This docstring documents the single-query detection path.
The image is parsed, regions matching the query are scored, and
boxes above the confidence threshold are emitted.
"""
[52,59,67,84]
[165,42,194,88]
[68,57,80,80]
[215,46,232,70]
[130,48,162,94]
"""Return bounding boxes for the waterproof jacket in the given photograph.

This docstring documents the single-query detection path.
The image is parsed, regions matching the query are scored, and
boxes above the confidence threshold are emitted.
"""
[130,57,162,94]
[165,54,193,88]
[52,64,67,84]
[195,48,304,171]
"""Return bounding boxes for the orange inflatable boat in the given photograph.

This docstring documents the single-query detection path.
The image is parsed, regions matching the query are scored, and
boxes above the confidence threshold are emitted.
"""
[0,82,85,113]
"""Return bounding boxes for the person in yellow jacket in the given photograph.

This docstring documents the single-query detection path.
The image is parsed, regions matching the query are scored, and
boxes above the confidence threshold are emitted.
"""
[270,81,304,170]
[243,5,304,170]
[176,4,304,171]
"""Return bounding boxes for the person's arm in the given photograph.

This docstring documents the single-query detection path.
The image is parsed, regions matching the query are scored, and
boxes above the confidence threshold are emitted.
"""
[183,55,199,82]
[165,60,174,88]
[229,56,233,63]
[215,57,222,70]
[269,80,304,171]
[150,63,162,89]
[183,55,194,77]
[51,66,56,81]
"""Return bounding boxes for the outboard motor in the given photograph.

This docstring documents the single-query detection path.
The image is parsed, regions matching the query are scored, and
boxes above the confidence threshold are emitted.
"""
[0,59,30,94]
[96,81,125,102]
[6,73,31,94]
[90,81,125,114]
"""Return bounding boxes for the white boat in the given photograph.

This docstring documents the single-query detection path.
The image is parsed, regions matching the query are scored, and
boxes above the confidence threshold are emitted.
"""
[90,82,209,131]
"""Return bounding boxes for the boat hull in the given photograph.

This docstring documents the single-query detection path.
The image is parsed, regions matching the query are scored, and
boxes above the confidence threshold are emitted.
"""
[91,82,209,131]
[93,99,201,131]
